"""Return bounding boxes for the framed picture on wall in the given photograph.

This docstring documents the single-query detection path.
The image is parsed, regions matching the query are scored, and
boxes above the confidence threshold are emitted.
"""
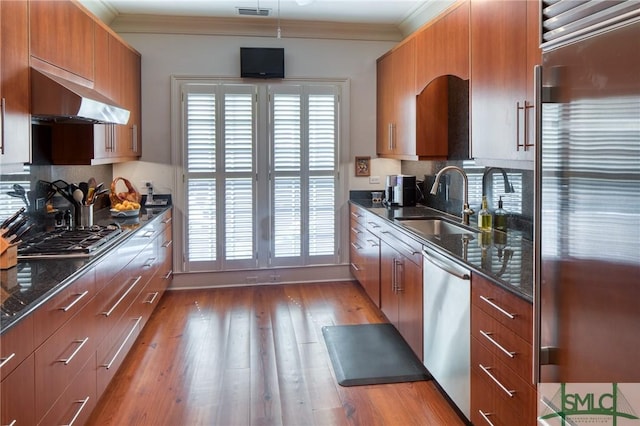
[355,156,370,177]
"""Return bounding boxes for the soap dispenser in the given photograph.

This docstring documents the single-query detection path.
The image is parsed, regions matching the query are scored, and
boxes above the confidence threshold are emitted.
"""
[478,196,492,231]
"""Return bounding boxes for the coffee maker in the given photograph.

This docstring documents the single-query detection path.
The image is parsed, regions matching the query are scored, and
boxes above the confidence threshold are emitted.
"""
[393,175,417,207]
[384,175,397,206]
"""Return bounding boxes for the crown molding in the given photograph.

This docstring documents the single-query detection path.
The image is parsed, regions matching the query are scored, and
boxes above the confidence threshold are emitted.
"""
[109,14,404,42]
[398,0,457,37]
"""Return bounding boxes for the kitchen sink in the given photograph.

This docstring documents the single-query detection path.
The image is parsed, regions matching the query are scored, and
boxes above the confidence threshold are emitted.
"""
[395,218,479,236]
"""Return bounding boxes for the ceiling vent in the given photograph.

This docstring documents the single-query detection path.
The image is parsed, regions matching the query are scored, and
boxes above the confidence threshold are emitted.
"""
[237,7,271,17]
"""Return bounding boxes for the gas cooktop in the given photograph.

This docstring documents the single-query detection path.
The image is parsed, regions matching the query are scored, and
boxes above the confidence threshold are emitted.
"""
[17,225,124,259]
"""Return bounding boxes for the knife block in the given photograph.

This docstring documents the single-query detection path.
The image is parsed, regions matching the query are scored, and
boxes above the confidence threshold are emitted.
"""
[0,238,17,269]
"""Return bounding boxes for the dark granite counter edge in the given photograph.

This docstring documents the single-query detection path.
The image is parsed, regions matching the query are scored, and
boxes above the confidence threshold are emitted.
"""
[349,199,534,303]
[0,205,172,334]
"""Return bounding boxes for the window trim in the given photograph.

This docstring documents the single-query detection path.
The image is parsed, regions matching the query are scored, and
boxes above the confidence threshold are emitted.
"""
[171,76,350,274]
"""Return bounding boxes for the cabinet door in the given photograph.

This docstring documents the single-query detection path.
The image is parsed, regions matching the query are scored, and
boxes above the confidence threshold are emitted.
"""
[29,0,94,82]
[392,37,416,158]
[470,0,536,164]
[362,231,380,307]
[379,241,399,328]
[415,1,469,91]
[1,355,35,426]
[376,38,416,159]
[0,0,30,166]
[376,53,394,156]
[398,255,423,359]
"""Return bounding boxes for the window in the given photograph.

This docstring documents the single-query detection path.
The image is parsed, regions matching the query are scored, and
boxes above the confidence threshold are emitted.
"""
[181,81,341,272]
[0,165,30,219]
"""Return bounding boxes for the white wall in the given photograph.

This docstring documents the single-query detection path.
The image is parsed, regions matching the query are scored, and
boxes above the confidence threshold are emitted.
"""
[114,33,400,193]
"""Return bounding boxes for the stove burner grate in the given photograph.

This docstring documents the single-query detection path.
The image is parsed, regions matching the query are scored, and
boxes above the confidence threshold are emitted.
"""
[18,225,123,259]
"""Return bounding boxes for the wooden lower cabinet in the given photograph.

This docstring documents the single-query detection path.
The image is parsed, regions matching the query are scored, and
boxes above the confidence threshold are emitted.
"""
[0,354,35,426]
[380,239,423,359]
[471,274,535,425]
[0,208,173,425]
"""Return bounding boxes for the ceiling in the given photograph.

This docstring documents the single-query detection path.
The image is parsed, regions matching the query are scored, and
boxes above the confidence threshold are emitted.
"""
[91,0,433,26]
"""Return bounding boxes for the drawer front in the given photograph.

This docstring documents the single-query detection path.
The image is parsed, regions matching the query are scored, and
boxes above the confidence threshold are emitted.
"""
[378,226,422,267]
[472,337,535,417]
[33,267,97,345]
[472,274,533,343]
[38,355,96,426]
[472,304,532,380]
[471,367,532,426]
[1,354,35,426]
[349,233,367,284]
[0,315,34,380]
[34,296,99,418]
[349,203,367,226]
[350,216,367,241]
[97,315,143,396]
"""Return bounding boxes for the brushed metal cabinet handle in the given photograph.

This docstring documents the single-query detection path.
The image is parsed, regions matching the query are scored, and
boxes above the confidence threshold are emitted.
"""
[103,276,142,317]
[0,352,16,369]
[479,364,515,397]
[59,291,90,312]
[102,317,142,369]
[478,410,495,426]
[58,337,89,365]
[480,330,516,358]
[62,396,90,426]
[479,295,516,319]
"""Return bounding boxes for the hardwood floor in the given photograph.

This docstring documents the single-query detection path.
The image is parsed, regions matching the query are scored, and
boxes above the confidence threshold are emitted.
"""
[87,281,465,426]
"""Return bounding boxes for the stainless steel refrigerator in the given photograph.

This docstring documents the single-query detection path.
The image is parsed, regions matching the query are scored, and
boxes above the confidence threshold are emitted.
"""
[534,5,640,385]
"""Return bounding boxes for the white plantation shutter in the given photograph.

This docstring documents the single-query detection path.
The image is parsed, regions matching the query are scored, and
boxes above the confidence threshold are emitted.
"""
[270,86,339,266]
[182,81,340,272]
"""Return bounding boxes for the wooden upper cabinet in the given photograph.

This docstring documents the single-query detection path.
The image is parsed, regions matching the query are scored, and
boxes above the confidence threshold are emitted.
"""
[30,0,95,83]
[470,0,540,165]
[376,37,416,159]
[415,0,470,92]
[1,0,31,166]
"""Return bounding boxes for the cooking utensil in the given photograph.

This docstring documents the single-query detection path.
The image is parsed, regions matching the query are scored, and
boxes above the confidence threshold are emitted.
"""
[13,223,36,242]
[79,182,89,204]
[73,188,84,205]
[1,208,25,229]
[88,177,97,189]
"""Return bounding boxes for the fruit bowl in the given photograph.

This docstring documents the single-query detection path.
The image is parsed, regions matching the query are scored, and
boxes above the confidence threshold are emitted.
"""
[110,208,140,218]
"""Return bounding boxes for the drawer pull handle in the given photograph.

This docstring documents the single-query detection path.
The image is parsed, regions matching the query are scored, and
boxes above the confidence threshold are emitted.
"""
[143,230,155,238]
[350,226,363,235]
[350,262,361,272]
[350,242,362,250]
[145,292,159,304]
[0,352,16,369]
[103,276,142,317]
[479,296,516,319]
[161,217,172,224]
[5,419,17,426]
[162,239,173,248]
[102,317,142,369]
[367,222,380,229]
[479,364,515,397]
[478,410,495,426]
[143,257,157,268]
[480,330,516,358]
[350,212,362,219]
[62,396,90,426]
[59,290,89,312]
[163,270,173,280]
[367,239,379,247]
[58,337,89,365]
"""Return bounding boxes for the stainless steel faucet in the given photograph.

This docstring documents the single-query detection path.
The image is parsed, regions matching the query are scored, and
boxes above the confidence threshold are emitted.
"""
[430,166,475,225]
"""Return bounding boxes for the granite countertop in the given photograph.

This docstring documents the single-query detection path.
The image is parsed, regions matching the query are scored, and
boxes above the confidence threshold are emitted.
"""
[0,205,171,333]
[351,200,533,302]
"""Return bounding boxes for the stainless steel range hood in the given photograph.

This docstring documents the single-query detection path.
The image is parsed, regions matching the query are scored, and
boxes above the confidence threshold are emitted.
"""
[31,68,130,125]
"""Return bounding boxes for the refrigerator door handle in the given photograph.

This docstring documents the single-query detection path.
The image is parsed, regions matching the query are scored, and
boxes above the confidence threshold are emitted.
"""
[533,64,543,385]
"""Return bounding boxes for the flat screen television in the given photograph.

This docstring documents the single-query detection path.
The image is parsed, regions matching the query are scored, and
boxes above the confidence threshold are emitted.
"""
[240,47,285,79]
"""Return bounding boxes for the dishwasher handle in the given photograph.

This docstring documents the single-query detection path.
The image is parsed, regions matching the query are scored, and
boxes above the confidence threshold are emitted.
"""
[422,249,470,280]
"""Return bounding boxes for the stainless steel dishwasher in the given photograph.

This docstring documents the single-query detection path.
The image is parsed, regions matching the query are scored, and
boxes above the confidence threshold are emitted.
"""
[422,246,471,420]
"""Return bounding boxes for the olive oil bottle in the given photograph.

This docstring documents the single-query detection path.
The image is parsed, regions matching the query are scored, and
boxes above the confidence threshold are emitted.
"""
[494,196,508,232]
[478,196,492,231]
